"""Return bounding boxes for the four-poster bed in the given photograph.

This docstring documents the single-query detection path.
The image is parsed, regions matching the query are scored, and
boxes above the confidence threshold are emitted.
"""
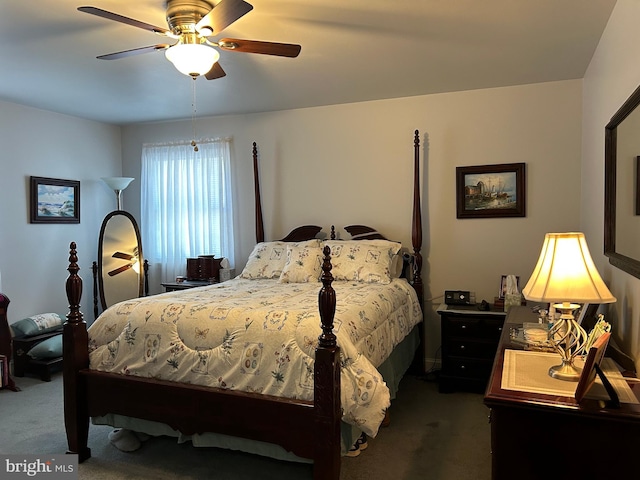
[62,131,424,479]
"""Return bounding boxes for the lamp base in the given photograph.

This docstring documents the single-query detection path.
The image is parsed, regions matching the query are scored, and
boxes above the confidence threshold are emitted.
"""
[549,361,582,381]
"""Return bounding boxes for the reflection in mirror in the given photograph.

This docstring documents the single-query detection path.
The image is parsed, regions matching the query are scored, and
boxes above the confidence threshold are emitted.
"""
[615,111,640,260]
[605,83,640,279]
[98,211,144,311]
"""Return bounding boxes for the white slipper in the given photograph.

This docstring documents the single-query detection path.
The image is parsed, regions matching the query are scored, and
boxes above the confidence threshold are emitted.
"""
[108,429,141,452]
[134,431,151,442]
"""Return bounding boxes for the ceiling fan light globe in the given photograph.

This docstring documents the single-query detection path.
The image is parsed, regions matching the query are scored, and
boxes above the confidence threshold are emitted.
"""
[165,43,220,77]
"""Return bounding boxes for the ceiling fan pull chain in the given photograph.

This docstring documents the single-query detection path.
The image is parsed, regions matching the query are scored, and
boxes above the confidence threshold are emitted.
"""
[191,77,199,152]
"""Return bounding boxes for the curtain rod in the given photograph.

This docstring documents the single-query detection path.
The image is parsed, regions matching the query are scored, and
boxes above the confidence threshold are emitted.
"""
[143,137,232,148]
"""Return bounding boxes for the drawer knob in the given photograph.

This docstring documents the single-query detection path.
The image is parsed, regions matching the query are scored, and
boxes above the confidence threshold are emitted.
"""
[460,345,466,350]
[461,325,467,329]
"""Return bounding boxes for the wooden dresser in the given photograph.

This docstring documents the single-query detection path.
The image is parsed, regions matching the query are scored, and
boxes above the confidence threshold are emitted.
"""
[437,303,506,393]
[484,306,640,480]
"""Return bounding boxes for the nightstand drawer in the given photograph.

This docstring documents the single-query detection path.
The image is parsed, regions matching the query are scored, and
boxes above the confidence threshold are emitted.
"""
[445,338,498,359]
[444,356,493,379]
[445,317,504,340]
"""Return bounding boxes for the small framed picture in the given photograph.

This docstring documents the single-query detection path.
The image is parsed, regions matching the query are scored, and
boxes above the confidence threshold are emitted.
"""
[499,275,520,299]
[30,176,80,224]
[456,163,526,219]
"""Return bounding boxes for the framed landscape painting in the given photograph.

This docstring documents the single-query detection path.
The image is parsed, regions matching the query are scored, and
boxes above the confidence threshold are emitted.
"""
[456,163,526,219]
[30,176,80,224]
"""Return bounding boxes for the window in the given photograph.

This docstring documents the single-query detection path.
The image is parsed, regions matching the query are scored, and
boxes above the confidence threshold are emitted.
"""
[141,138,234,282]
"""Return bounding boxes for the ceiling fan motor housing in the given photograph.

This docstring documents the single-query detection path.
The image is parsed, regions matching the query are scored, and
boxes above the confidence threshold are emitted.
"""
[166,0,215,34]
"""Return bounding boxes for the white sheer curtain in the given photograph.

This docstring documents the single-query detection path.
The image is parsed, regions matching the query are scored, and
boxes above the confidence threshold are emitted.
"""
[141,138,234,283]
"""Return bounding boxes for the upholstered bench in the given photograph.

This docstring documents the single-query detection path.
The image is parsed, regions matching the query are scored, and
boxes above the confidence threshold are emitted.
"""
[11,313,64,382]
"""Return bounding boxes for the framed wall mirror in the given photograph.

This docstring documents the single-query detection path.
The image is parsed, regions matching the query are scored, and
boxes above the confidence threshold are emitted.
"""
[605,83,640,279]
[98,211,144,311]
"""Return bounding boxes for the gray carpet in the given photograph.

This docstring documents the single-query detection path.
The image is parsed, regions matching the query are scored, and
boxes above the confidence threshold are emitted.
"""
[0,372,491,480]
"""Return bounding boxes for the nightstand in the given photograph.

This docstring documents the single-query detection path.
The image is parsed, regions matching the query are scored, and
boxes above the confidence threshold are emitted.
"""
[437,303,506,393]
[161,280,211,292]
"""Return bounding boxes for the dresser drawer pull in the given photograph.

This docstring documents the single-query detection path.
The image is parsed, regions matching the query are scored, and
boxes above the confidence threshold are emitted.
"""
[461,325,467,329]
[460,345,465,350]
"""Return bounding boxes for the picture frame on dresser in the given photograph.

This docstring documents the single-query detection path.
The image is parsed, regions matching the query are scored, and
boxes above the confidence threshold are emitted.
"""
[456,163,526,219]
[29,176,80,224]
[499,275,520,299]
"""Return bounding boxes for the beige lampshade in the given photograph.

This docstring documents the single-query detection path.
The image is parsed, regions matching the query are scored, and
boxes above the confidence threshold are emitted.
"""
[522,232,616,304]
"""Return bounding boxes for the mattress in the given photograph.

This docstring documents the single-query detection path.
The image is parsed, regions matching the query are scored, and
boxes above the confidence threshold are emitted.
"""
[88,277,423,437]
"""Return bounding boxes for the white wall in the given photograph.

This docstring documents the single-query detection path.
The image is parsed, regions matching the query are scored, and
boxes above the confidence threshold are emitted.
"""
[122,79,582,364]
[583,0,640,372]
[0,100,122,321]
[2,4,637,372]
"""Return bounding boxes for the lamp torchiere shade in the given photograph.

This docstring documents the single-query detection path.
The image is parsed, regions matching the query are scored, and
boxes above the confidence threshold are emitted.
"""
[522,232,616,304]
[101,177,134,211]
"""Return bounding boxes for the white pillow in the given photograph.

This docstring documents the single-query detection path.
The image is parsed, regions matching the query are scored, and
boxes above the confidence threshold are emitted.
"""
[240,239,321,280]
[322,240,401,284]
[390,253,404,279]
[279,244,323,283]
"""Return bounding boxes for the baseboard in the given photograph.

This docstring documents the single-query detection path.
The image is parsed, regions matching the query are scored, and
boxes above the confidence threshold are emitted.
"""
[424,357,441,373]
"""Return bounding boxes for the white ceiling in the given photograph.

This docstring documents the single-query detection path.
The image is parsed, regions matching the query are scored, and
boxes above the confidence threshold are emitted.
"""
[0,0,617,126]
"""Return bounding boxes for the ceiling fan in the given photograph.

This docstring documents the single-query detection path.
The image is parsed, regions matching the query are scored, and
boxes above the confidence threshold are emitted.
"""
[78,0,302,79]
[109,250,138,277]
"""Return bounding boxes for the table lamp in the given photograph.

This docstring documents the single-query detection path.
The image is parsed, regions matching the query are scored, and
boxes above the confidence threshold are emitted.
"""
[522,232,616,381]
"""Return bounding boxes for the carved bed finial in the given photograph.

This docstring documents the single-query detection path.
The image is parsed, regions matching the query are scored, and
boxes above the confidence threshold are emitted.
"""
[318,246,336,348]
[66,242,83,325]
[253,142,265,244]
[412,130,424,305]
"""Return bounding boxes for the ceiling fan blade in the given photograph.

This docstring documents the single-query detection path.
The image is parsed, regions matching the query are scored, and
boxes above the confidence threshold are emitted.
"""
[205,62,227,80]
[108,264,133,277]
[97,44,170,60]
[196,0,253,35]
[78,6,171,36]
[112,252,134,260]
[218,38,301,57]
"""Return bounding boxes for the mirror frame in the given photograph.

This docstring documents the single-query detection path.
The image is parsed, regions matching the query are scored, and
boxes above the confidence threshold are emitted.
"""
[97,210,144,311]
[605,83,640,279]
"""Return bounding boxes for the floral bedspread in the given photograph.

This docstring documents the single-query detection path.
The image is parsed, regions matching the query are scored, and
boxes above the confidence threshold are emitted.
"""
[88,278,422,437]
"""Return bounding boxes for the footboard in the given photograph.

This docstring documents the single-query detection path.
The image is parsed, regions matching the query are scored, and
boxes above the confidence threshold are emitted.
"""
[62,242,341,479]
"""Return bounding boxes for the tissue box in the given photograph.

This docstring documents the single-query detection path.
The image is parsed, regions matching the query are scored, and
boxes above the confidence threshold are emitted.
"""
[504,293,524,312]
[219,268,235,282]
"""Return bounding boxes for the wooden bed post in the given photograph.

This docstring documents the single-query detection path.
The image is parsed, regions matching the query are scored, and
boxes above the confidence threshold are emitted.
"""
[412,130,424,306]
[253,142,265,244]
[313,246,341,479]
[63,242,91,462]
